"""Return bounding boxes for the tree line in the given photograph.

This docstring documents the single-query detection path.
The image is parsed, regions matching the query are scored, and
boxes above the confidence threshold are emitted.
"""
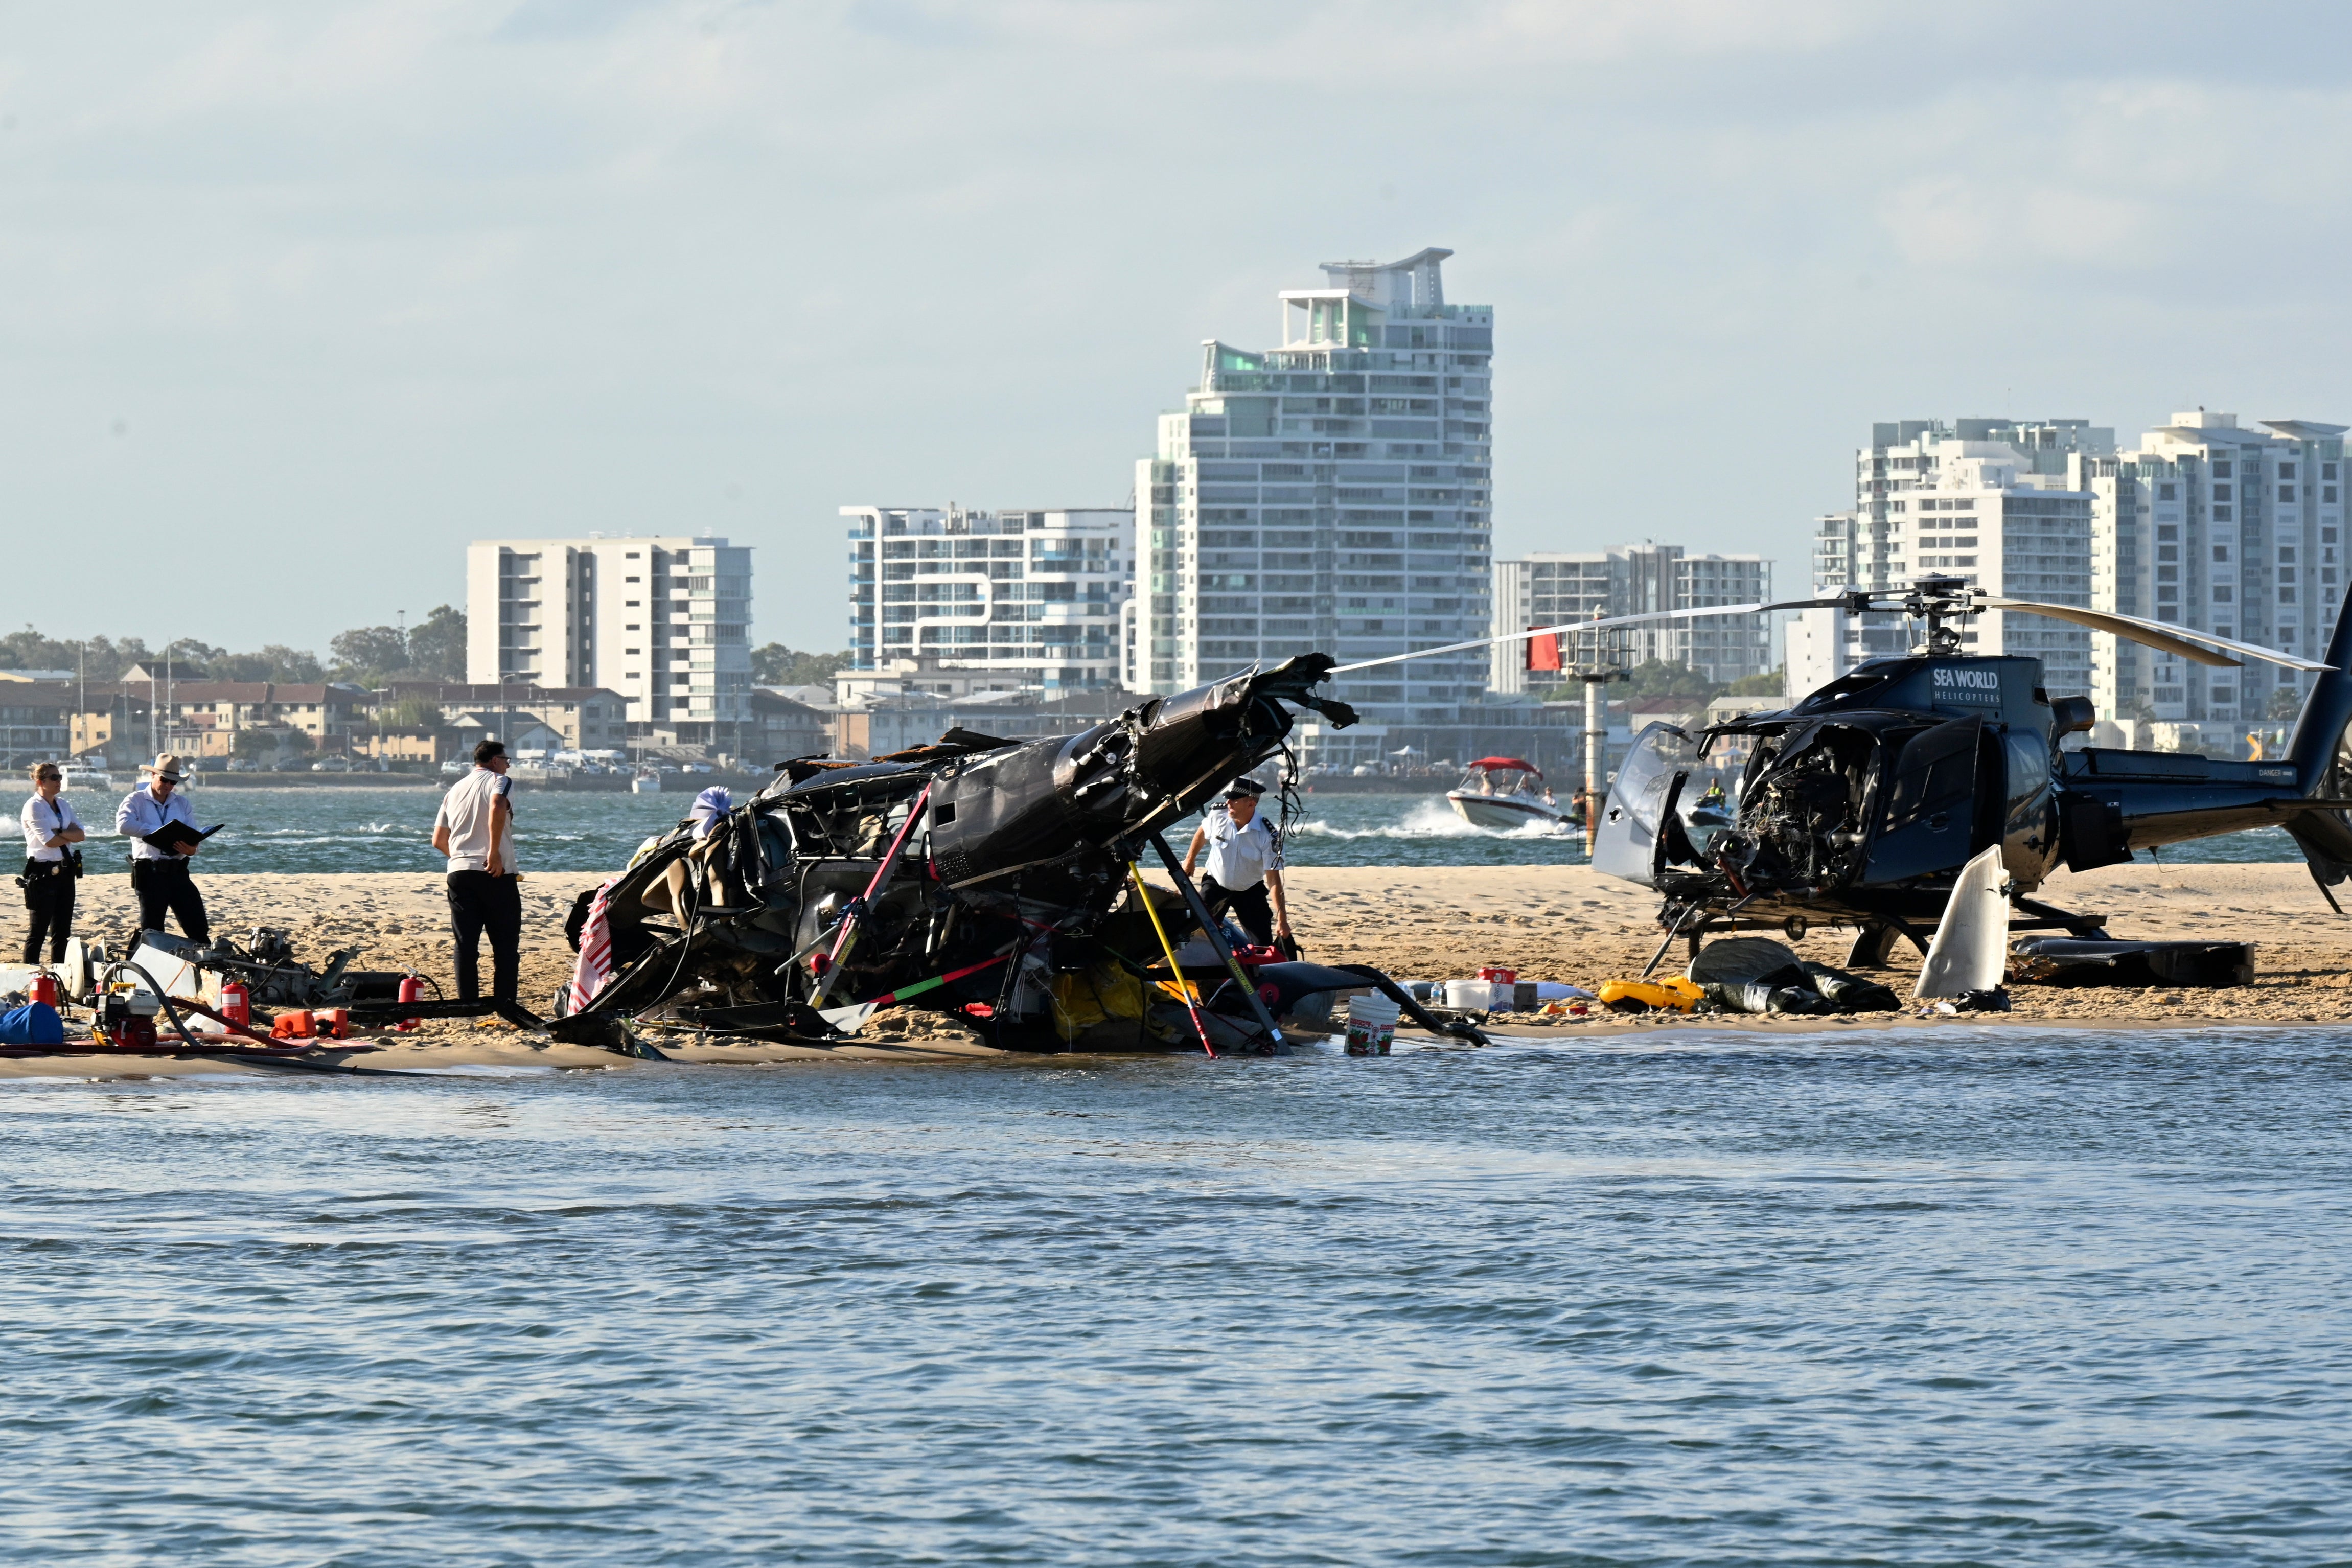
[7,618,856,695]
[1,606,469,688]
[750,645,854,686]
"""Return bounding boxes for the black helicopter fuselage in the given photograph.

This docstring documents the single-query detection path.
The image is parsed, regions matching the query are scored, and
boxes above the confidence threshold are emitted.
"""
[1595,644,2352,948]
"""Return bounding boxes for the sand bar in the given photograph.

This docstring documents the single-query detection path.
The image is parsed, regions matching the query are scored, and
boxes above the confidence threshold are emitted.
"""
[7,861,2350,1079]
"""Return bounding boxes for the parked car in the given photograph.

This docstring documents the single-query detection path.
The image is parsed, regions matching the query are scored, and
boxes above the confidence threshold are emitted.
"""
[440,759,468,776]
[226,758,257,773]
[311,756,352,773]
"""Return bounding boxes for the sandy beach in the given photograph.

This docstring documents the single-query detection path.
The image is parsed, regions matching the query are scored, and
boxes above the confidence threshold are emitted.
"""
[10,859,2351,1078]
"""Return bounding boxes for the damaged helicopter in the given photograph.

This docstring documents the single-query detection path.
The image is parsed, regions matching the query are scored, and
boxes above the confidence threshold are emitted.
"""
[549,654,1488,1056]
[1572,577,2352,967]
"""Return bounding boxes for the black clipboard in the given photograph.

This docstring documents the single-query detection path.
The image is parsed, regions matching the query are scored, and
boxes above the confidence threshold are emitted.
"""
[142,822,225,855]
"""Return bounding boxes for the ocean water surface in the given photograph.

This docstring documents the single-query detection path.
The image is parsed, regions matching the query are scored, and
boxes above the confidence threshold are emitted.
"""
[5,1026,2348,1564]
[0,786,2305,873]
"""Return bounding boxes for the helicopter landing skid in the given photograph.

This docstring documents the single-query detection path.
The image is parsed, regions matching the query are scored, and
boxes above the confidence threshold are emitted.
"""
[1847,898,2108,969]
[1643,893,2111,976]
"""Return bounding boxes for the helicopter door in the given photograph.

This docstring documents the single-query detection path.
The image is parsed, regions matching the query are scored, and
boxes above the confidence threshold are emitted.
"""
[1593,723,1699,887]
[1864,716,1984,885]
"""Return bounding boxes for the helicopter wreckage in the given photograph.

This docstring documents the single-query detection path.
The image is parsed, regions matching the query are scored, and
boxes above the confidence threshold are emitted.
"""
[548,654,1489,1057]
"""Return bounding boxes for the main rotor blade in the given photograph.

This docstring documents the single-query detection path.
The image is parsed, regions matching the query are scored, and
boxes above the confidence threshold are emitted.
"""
[1981,598,2332,672]
[1327,604,1766,675]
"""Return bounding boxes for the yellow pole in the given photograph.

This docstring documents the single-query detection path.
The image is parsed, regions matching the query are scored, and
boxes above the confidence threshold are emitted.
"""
[1130,862,1215,1057]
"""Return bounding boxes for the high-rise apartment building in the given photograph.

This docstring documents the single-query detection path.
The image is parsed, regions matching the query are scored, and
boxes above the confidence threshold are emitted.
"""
[1796,420,2106,698]
[464,535,752,742]
[844,506,1133,694]
[1137,248,1493,721]
[1489,547,1773,695]
[2069,411,2348,722]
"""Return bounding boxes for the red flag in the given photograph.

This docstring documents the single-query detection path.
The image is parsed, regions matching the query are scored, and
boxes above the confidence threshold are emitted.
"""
[1526,628,1562,672]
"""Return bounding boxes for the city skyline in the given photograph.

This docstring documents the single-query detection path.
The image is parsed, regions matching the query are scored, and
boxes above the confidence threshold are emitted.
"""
[11,4,2351,654]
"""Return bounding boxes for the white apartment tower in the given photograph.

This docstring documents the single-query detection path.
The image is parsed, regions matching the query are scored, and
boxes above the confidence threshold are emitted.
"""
[1489,547,1772,695]
[464,535,752,742]
[2069,412,2348,723]
[843,506,1133,693]
[1797,420,2107,698]
[1137,248,1493,720]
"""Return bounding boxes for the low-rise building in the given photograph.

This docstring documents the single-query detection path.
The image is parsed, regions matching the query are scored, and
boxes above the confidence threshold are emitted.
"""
[448,713,568,755]
[748,689,829,764]
[0,684,71,767]
[366,684,631,752]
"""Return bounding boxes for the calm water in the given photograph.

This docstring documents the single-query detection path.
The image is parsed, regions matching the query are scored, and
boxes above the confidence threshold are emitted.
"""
[0,787,2305,873]
[5,1027,2349,1563]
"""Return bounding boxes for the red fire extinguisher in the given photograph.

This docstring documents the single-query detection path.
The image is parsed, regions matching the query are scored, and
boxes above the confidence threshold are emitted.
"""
[30,971,58,1008]
[396,973,423,1033]
[217,979,251,1030]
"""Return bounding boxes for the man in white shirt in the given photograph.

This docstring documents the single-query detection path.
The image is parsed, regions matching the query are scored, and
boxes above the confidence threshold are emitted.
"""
[116,754,211,944]
[19,762,86,963]
[432,739,522,1000]
[1180,777,1292,949]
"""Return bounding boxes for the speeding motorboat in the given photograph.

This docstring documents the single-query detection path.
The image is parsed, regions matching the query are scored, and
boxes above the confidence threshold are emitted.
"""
[1445,757,1566,831]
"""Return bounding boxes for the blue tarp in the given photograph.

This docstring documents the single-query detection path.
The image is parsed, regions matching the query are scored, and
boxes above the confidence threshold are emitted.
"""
[0,1002,65,1046]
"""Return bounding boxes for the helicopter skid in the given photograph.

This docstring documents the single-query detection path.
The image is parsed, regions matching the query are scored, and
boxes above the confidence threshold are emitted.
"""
[1647,884,2112,973]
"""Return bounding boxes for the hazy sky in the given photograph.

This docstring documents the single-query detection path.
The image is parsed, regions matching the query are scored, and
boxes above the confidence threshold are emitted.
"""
[8,1,2352,657]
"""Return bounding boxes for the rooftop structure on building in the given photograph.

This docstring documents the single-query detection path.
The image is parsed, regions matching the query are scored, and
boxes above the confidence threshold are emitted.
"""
[844,506,1131,695]
[464,535,752,746]
[1137,248,1493,752]
[1490,546,1772,695]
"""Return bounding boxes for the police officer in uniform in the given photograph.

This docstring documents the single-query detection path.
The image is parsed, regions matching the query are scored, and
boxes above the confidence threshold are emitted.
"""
[19,763,85,963]
[117,754,211,944]
[1180,777,1292,950]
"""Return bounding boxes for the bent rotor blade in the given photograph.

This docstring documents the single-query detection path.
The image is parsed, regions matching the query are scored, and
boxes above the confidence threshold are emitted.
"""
[1981,598,2333,672]
[1328,603,1769,675]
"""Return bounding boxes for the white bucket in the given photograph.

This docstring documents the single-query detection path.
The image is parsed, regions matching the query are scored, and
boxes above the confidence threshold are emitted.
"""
[1444,978,1498,1012]
[1344,993,1400,1056]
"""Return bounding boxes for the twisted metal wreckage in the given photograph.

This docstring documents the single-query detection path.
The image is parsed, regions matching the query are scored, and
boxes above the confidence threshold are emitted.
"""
[547,655,1490,1057]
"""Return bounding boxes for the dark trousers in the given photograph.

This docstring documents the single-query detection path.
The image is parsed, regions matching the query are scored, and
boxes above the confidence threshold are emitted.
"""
[21,866,74,963]
[130,858,210,945]
[447,871,523,1001]
[1200,876,1274,946]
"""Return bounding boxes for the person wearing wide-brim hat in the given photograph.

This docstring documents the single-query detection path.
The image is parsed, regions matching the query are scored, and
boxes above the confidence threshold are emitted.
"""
[116,754,211,945]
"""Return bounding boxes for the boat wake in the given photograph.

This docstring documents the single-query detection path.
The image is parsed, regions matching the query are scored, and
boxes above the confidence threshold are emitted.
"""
[1290,800,1573,841]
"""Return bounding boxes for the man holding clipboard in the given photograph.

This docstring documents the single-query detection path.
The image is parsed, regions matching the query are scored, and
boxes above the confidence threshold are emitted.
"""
[117,754,218,944]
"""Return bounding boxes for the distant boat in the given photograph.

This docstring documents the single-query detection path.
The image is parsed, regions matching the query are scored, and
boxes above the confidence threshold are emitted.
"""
[60,766,114,791]
[1446,757,1565,831]
[630,770,662,794]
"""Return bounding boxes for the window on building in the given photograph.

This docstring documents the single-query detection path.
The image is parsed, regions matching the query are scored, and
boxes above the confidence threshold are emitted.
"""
[2214,545,2230,562]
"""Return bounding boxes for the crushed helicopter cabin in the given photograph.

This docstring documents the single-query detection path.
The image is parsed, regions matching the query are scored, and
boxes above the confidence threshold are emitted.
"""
[547,654,1488,1057]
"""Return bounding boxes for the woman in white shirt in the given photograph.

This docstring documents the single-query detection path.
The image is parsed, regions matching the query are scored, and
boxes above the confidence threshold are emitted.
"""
[19,762,86,964]
[1180,778,1292,950]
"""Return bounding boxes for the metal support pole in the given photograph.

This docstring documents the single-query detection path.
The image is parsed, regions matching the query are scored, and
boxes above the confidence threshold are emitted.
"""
[1583,674,1601,859]
[1146,832,1285,1055]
